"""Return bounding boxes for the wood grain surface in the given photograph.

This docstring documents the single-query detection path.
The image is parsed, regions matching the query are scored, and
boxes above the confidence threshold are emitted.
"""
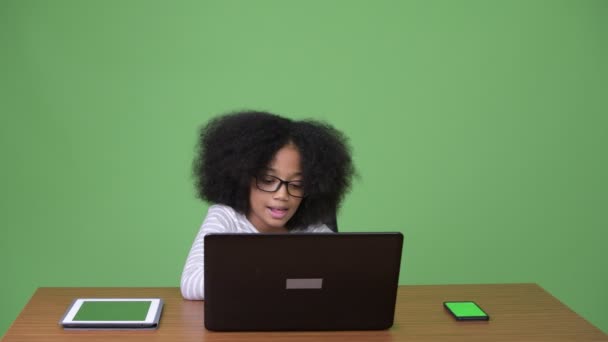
[2,284,606,342]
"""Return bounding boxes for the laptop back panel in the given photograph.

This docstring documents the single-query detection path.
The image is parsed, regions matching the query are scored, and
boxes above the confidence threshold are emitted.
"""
[204,233,403,331]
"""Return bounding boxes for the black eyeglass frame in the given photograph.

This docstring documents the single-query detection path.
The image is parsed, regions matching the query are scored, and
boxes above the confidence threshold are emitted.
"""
[254,175,306,198]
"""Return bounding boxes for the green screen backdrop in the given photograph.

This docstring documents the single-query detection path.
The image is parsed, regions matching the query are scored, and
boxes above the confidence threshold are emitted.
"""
[1,0,606,336]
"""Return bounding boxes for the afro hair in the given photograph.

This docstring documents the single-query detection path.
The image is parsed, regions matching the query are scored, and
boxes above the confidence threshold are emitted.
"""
[193,110,355,230]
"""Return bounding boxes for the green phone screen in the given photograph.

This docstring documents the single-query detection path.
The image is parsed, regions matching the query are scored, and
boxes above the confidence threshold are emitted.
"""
[74,301,151,321]
[444,301,489,319]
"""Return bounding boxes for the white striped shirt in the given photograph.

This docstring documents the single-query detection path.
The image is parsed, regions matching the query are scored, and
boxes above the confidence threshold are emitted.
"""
[180,204,333,300]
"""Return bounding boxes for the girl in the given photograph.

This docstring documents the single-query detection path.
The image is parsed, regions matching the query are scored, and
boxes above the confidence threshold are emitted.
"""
[180,110,355,300]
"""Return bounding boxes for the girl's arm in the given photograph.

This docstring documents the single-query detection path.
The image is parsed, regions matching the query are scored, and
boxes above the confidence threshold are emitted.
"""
[180,205,236,300]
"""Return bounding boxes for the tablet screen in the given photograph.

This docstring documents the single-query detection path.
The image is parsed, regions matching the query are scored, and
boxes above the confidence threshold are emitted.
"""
[74,300,151,321]
[61,298,162,326]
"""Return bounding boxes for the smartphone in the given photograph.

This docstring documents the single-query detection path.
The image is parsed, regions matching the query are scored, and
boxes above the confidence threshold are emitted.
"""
[443,301,490,321]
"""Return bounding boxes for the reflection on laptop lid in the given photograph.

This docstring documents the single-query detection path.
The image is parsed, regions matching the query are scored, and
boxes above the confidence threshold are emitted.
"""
[204,232,403,331]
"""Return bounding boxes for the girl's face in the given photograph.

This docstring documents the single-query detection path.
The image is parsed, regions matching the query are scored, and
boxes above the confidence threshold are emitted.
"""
[247,143,304,233]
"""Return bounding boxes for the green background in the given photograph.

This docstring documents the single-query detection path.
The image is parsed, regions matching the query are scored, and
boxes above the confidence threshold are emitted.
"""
[1,0,606,337]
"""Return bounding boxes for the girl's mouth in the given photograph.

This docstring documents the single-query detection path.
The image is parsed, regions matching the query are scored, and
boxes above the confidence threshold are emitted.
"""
[268,207,288,219]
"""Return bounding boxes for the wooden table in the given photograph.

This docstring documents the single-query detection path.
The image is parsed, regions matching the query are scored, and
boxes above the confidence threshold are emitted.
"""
[2,284,606,341]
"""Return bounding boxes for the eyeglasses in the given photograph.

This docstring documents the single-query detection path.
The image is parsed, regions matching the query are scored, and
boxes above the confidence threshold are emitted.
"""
[255,175,305,198]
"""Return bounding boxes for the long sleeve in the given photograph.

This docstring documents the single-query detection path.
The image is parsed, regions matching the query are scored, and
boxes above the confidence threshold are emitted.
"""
[180,204,334,300]
[180,205,238,300]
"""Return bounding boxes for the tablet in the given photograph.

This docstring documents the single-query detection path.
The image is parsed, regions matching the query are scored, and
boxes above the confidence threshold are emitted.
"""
[60,298,163,329]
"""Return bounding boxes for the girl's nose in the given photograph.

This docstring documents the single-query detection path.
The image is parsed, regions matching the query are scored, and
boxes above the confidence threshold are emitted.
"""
[273,183,289,200]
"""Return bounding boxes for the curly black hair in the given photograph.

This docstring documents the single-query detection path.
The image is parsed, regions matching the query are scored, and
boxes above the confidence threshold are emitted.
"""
[193,110,355,230]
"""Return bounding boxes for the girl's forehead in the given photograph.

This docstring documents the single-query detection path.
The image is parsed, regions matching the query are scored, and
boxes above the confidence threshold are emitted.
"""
[265,144,302,176]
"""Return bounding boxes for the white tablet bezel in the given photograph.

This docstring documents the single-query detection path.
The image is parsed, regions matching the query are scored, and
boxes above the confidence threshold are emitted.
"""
[61,298,161,326]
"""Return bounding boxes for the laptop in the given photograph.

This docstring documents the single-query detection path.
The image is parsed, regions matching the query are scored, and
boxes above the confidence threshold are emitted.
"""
[203,232,403,331]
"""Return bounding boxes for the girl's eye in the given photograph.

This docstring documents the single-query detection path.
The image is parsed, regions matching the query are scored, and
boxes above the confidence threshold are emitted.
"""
[261,176,276,184]
[290,182,303,188]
